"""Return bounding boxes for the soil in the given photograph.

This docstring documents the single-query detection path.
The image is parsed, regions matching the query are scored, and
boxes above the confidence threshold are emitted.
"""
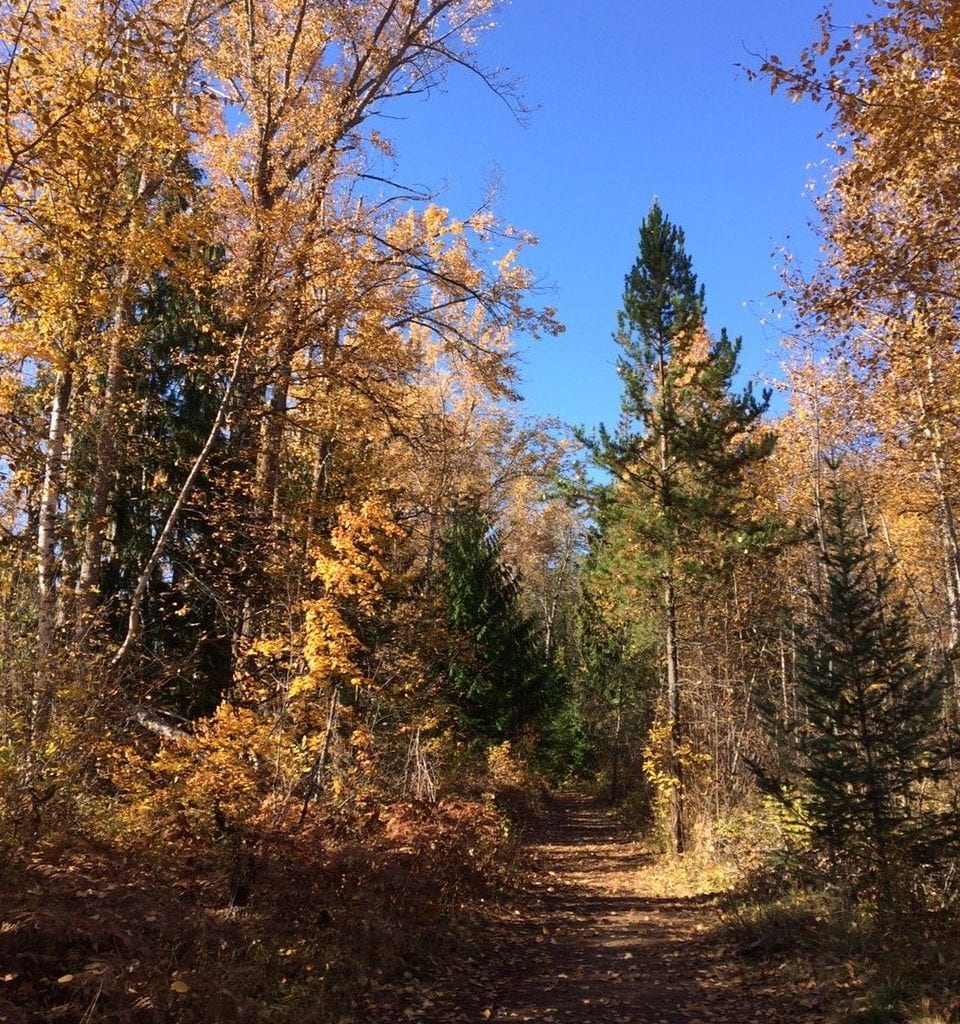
[368,795,829,1023]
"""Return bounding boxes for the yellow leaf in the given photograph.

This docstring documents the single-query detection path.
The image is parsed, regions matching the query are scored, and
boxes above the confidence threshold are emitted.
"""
[170,979,190,994]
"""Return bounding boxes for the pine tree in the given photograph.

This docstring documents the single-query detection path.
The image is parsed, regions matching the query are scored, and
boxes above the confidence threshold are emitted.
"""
[776,477,951,906]
[588,201,773,852]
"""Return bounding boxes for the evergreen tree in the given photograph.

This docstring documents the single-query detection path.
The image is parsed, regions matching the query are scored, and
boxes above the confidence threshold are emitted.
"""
[439,508,553,745]
[761,477,952,907]
[587,201,773,851]
[102,266,235,717]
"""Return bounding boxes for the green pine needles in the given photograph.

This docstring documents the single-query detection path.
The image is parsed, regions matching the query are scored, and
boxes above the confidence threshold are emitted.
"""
[584,200,774,852]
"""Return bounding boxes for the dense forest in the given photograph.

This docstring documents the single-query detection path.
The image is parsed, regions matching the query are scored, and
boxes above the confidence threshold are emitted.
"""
[1,2,959,1022]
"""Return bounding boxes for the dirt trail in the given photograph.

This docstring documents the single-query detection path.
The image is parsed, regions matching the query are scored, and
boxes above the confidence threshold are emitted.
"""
[375,795,824,1023]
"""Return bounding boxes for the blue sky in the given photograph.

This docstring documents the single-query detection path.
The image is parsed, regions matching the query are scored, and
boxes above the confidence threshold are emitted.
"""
[383,1,873,432]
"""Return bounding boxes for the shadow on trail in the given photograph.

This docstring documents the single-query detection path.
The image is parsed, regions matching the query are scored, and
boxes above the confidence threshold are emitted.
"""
[443,798,734,1023]
[373,795,826,1023]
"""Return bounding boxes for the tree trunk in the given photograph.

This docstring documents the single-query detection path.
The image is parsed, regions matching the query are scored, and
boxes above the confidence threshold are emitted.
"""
[32,367,74,752]
[913,373,960,685]
[254,348,293,520]
[658,340,685,855]
[610,672,625,803]
[76,319,125,626]
[75,164,151,629]
[37,369,72,651]
[664,570,685,854]
[255,257,312,521]
[112,327,248,666]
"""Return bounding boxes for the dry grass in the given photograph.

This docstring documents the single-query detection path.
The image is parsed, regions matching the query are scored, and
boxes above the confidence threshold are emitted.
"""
[713,856,960,1024]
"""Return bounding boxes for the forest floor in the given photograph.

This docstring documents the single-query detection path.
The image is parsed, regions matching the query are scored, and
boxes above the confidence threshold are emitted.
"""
[366,794,837,1024]
[7,793,948,1023]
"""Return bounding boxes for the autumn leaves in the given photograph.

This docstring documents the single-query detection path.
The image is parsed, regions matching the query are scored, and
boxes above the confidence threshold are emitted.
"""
[0,5,582,898]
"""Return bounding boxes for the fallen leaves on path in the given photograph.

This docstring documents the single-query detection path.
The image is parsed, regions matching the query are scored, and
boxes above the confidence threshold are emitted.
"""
[364,796,832,1023]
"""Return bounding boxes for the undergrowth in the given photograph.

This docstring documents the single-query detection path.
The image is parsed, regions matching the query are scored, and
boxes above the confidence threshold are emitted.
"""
[610,790,960,1024]
[715,843,960,1024]
[0,773,529,1024]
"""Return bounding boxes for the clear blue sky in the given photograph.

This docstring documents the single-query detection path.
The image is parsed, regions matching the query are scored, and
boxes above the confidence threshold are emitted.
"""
[383,1,873,432]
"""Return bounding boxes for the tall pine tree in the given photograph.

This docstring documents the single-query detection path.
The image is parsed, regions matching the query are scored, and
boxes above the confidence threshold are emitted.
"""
[588,201,773,851]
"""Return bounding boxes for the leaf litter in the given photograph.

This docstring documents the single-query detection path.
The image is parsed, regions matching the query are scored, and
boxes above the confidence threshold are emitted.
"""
[366,795,833,1023]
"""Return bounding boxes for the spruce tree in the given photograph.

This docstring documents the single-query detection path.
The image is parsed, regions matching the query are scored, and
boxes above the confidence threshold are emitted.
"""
[778,478,950,906]
[587,201,773,852]
[439,508,552,745]
[104,267,235,717]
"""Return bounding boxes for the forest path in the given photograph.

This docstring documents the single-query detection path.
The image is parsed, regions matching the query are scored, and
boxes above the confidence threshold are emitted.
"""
[370,794,825,1023]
